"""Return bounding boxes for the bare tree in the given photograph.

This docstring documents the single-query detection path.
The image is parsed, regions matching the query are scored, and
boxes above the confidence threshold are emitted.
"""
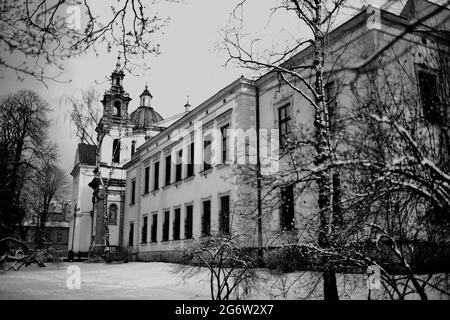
[31,163,70,248]
[0,0,175,84]
[0,90,56,253]
[222,0,450,300]
[179,234,258,300]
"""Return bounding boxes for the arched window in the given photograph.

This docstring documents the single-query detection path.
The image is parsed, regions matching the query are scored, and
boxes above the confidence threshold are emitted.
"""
[108,204,118,225]
[112,139,121,163]
[113,101,121,116]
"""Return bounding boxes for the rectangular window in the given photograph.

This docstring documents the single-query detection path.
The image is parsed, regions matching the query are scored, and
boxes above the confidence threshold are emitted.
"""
[129,222,134,246]
[144,166,150,194]
[325,81,338,132]
[187,142,194,177]
[142,216,148,243]
[418,68,441,124]
[151,214,158,242]
[219,195,230,235]
[163,211,170,241]
[131,140,136,156]
[153,162,160,190]
[175,150,183,182]
[202,200,211,237]
[280,185,295,230]
[221,124,229,164]
[185,205,193,239]
[165,155,172,186]
[173,208,181,240]
[130,180,136,205]
[112,139,121,163]
[278,104,292,148]
[203,139,212,171]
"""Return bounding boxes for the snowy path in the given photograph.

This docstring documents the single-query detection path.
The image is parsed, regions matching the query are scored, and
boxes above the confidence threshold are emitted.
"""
[0,262,211,300]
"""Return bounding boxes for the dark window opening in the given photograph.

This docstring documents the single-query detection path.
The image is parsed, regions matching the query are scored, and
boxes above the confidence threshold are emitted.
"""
[175,150,183,182]
[131,140,136,156]
[114,101,121,116]
[153,162,160,190]
[185,205,193,239]
[163,211,170,241]
[129,222,134,246]
[280,185,295,230]
[173,208,181,240]
[278,103,292,149]
[165,155,172,186]
[142,216,148,243]
[112,139,121,163]
[187,142,194,177]
[418,68,441,124]
[130,180,136,205]
[202,200,211,237]
[144,166,150,194]
[219,195,230,235]
[151,214,158,242]
[203,139,212,171]
[221,124,229,164]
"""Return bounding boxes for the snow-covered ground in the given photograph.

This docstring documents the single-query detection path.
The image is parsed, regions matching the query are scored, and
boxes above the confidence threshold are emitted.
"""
[0,262,448,299]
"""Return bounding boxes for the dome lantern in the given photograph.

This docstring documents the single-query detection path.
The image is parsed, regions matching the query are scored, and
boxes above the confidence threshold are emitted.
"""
[140,84,153,107]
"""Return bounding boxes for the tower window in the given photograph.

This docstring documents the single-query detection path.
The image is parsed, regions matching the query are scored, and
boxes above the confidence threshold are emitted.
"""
[114,101,121,116]
[131,140,136,156]
[112,139,121,163]
[108,204,118,225]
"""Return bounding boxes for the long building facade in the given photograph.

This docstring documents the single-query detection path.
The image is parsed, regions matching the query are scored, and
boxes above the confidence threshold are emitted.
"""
[70,0,450,261]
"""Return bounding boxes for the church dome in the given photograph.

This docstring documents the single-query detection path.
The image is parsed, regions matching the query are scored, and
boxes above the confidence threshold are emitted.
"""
[130,106,164,130]
[129,85,163,130]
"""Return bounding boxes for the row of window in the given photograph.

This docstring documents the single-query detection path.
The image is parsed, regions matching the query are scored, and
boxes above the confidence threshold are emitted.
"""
[128,195,231,246]
[129,127,231,204]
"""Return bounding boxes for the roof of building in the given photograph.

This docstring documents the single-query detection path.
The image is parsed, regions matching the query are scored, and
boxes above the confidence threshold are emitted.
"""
[129,106,164,131]
[76,143,96,166]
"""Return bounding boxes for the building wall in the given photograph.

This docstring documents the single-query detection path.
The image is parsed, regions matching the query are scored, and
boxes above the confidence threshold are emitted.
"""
[124,80,259,260]
[69,165,94,254]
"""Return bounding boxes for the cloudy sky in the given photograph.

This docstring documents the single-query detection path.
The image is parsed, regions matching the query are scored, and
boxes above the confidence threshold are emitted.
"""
[0,0,435,174]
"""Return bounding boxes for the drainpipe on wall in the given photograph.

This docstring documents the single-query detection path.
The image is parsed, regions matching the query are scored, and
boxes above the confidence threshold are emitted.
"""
[255,84,263,265]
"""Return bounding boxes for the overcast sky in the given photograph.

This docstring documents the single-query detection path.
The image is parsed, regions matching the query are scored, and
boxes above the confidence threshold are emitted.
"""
[0,0,437,174]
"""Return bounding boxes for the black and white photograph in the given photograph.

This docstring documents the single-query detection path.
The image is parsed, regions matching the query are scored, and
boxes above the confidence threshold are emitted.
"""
[0,0,449,310]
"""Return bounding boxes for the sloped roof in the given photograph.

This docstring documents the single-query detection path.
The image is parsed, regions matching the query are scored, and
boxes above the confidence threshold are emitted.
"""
[76,143,96,166]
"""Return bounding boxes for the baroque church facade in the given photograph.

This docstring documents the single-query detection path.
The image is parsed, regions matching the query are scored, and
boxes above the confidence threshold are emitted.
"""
[69,0,450,260]
[69,58,186,256]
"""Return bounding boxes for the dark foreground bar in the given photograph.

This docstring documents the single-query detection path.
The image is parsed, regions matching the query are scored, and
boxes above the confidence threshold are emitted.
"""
[0,300,445,319]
